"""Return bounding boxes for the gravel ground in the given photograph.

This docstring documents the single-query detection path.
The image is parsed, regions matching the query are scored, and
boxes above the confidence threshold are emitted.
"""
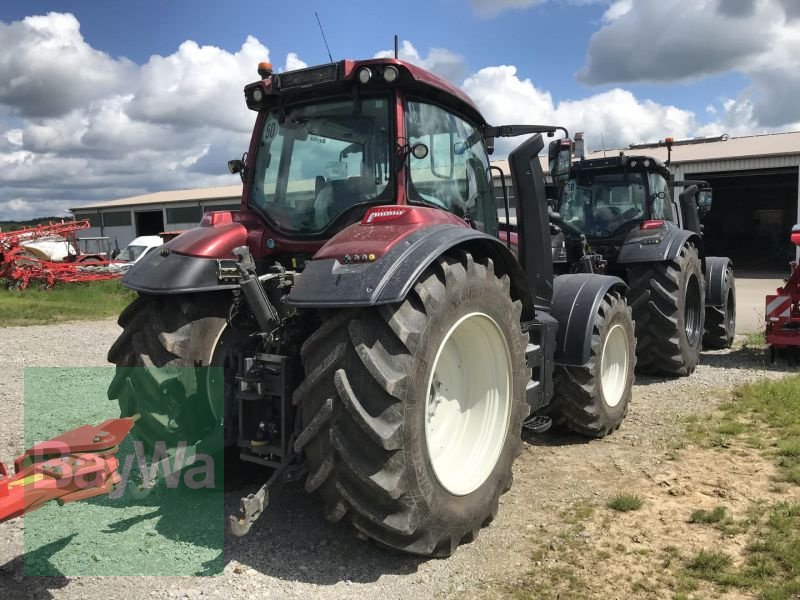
[0,319,795,600]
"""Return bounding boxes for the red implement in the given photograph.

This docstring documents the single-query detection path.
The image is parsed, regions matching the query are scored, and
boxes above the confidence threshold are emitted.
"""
[0,417,135,522]
[766,225,800,363]
[0,220,123,289]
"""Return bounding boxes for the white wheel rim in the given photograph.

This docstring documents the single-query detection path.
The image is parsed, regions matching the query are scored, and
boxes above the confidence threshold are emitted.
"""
[424,312,512,496]
[600,323,629,408]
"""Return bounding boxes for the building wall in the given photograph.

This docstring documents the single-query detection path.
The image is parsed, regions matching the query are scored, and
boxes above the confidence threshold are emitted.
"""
[73,198,241,250]
[673,156,800,262]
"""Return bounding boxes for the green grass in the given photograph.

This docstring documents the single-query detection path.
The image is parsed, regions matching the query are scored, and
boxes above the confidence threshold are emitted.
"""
[689,506,727,524]
[676,377,800,599]
[607,492,643,512]
[0,279,135,326]
[680,502,800,599]
[687,550,733,576]
[743,331,767,348]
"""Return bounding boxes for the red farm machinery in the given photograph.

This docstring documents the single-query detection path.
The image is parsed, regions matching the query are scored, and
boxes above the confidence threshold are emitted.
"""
[0,220,122,289]
[766,224,800,365]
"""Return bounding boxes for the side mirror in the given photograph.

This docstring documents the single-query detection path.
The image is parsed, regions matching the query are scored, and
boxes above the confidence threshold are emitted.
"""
[228,159,247,182]
[698,189,713,216]
[548,139,572,184]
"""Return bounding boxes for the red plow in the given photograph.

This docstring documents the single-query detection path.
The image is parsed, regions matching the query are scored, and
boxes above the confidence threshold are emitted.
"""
[0,220,122,289]
[766,225,800,365]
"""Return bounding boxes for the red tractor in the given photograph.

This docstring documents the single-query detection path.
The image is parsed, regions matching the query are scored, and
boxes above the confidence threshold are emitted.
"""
[766,225,800,365]
[107,58,637,556]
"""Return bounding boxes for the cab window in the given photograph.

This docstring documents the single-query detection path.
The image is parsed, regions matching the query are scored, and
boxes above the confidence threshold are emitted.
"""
[406,101,496,236]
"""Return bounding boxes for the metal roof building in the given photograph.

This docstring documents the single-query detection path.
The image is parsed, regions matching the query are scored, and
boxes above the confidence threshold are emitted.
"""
[70,185,242,249]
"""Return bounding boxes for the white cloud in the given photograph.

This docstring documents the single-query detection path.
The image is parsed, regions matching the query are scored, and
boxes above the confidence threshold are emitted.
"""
[470,0,544,17]
[0,12,136,118]
[0,198,32,213]
[578,0,800,126]
[375,40,467,84]
[601,0,631,22]
[470,0,606,17]
[0,12,262,219]
[283,52,308,72]
[462,65,694,154]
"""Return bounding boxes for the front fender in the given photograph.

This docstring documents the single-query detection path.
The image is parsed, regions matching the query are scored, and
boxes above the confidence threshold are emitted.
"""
[705,256,734,307]
[550,273,628,366]
[616,222,703,264]
[287,224,534,316]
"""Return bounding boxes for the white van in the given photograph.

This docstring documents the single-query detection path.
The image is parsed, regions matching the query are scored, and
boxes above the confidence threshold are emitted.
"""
[115,235,163,272]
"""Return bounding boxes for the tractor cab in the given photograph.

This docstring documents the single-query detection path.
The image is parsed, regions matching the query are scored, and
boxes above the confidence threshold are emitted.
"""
[556,155,674,241]
[227,58,501,269]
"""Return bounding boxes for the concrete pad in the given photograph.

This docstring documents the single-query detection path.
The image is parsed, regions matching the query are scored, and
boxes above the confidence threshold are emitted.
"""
[734,272,787,334]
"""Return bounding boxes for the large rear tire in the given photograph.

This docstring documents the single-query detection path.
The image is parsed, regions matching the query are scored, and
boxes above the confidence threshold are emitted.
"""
[703,265,736,349]
[548,292,635,437]
[106,293,245,455]
[293,251,529,557]
[628,243,705,376]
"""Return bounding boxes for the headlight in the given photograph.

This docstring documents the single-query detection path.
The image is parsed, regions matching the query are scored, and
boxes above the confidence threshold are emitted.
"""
[357,67,372,84]
[252,88,264,102]
[382,66,399,83]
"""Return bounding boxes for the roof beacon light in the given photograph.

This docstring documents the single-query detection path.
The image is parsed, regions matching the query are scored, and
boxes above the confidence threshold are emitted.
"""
[258,62,273,79]
[382,65,399,83]
[357,67,372,84]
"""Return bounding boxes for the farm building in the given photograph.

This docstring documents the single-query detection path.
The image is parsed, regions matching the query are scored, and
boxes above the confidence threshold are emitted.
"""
[70,185,242,249]
[493,131,800,269]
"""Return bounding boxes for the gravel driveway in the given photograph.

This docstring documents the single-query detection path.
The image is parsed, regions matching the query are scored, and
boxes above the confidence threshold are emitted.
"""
[0,319,794,600]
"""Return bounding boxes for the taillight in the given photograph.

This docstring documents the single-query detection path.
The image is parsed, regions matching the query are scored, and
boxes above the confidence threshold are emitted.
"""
[362,206,413,225]
[640,220,666,230]
[201,211,235,227]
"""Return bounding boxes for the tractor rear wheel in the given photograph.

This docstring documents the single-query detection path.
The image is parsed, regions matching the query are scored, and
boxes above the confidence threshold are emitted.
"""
[703,265,736,349]
[106,293,247,457]
[548,291,635,437]
[294,251,529,556]
[628,243,705,376]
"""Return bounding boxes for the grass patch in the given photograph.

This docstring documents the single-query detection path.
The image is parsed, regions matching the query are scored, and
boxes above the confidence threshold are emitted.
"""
[0,279,135,326]
[679,502,800,598]
[743,331,766,348]
[607,492,643,512]
[689,506,727,524]
[687,376,800,484]
[687,549,733,577]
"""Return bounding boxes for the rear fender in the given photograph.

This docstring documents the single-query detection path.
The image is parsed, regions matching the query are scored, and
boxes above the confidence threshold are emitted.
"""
[549,273,628,366]
[705,256,734,307]
[287,223,535,318]
[616,222,703,264]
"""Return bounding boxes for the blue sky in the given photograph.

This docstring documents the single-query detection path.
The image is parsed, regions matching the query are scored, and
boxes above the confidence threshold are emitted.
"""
[0,0,744,120]
[0,0,797,219]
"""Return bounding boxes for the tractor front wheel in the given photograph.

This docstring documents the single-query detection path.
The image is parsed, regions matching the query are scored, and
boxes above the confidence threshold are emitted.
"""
[294,251,529,556]
[548,291,635,437]
[703,265,736,349]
